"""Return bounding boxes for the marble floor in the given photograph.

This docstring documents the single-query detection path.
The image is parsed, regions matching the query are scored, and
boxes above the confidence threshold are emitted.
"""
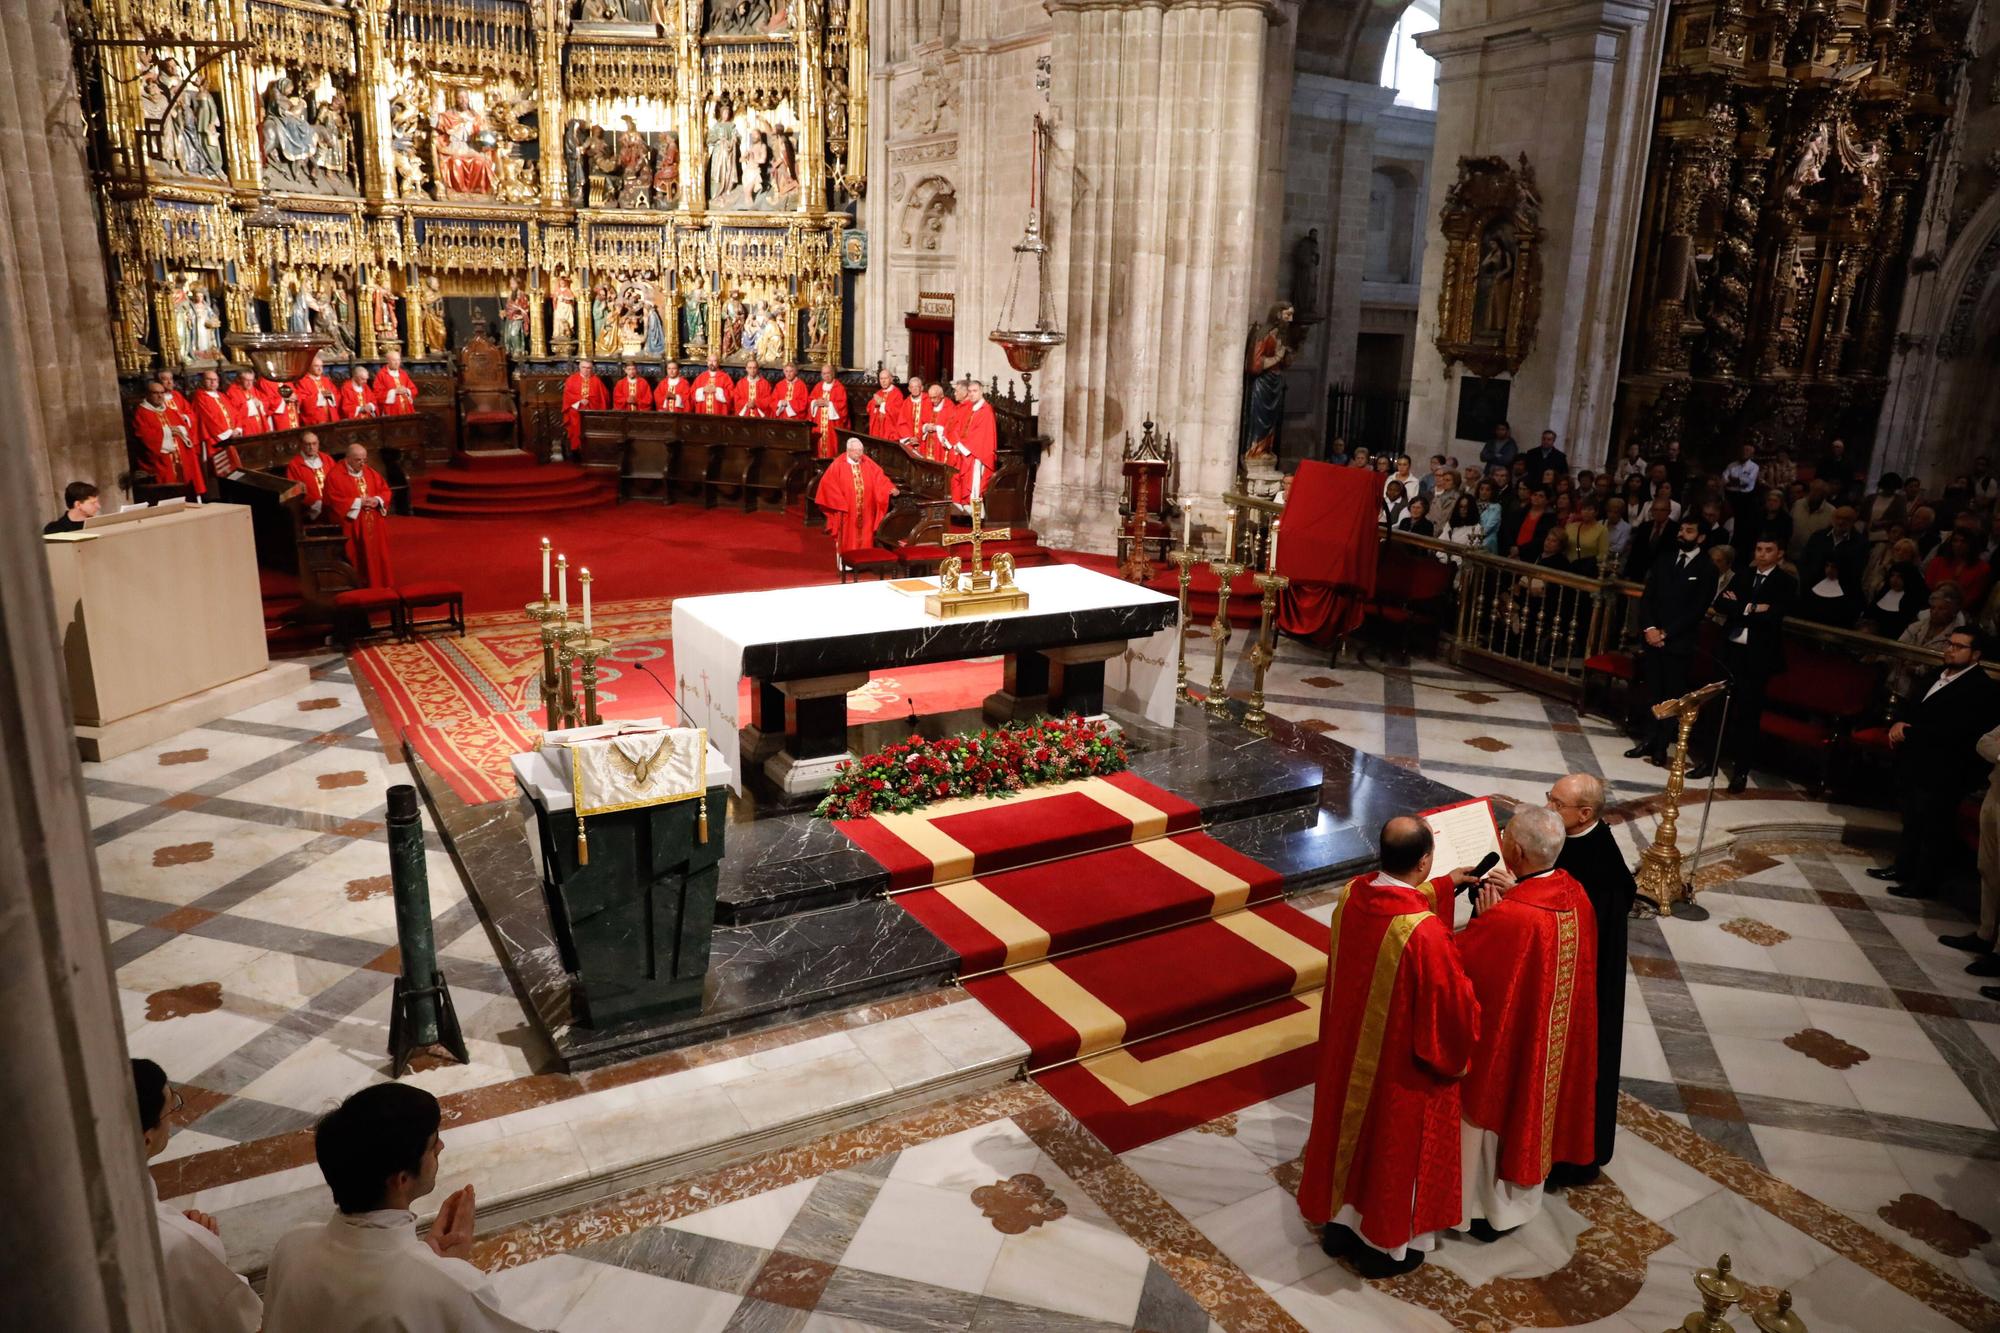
[101,636,2000,1329]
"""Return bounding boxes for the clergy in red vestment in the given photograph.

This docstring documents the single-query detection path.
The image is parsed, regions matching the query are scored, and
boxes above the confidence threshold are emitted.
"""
[810,364,849,460]
[228,369,272,436]
[259,375,297,432]
[868,369,911,443]
[770,362,810,420]
[324,443,395,588]
[732,358,771,417]
[949,379,998,507]
[914,380,949,461]
[1297,817,1481,1279]
[868,366,916,438]
[339,365,379,421]
[692,355,733,416]
[374,349,419,417]
[190,369,241,459]
[1452,806,1598,1241]
[813,437,899,565]
[295,353,341,425]
[154,370,193,421]
[285,431,332,519]
[561,358,609,458]
[133,381,206,497]
[613,363,653,411]
[655,364,693,413]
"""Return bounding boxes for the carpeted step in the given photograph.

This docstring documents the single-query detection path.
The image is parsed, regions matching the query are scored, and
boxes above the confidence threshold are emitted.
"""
[834,771,1201,892]
[408,461,617,517]
[961,900,1327,1066]
[895,830,1284,973]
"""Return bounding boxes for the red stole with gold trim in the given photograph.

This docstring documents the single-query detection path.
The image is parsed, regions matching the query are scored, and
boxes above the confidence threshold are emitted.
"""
[1296,873,1480,1250]
[1453,868,1598,1187]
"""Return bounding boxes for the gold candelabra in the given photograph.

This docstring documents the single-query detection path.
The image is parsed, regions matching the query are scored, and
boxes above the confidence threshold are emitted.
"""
[527,596,565,731]
[1245,571,1288,736]
[1667,1253,1808,1333]
[1205,558,1244,721]
[1636,680,1726,916]
[1168,546,1198,702]
[532,550,611,733]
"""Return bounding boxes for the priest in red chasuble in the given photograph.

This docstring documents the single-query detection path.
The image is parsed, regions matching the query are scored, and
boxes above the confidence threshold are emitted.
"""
[613,362,653,411]
[949,378,998,508]
[286,431,331,519]
[339,365,379,421]
[154,369,193,420]
[295,353,341,426]
[1297,817,1481,1279]
[133,381,206,497]
[228,369,271,436]
[814,437,898,560]
[1453,805,1598,1241]
[259,375,297,431]
[732,358,772,417]
[375,349,418,417]
[561,358,609,458]
[190,369,241,459]
[810,363,849,459]
[693,354,733,415]
[770,362,810,420]
[656,364,693,413]
[324,443,395,588]
[867,368,911,442]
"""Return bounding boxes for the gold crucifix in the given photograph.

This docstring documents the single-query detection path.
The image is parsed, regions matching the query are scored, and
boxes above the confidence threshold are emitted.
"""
[941,495,1011,591]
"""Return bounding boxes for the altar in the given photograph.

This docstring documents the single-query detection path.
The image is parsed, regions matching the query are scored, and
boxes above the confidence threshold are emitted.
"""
[671,564,1181,793]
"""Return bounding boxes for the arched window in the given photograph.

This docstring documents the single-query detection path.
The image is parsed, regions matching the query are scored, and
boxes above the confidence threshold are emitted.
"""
[1380,0,1440,111]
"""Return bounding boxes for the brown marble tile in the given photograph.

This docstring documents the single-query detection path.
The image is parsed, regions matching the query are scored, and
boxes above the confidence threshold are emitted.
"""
[332,818,384,839]
[1816,888,1868,911]
[364,946,403,975]
[970,1173,1067,1234]
[152,841,215,868]
[167,1084,229,1132]
[1895,988,1958,1017]
[145,982,223,1021]
[1383,705,1418,718]
[1550,721,1584,734]
[745,1252,835,1310]
[1720,917,1791,947]
[1676,1084,1747,1121]
[1295,719,1339,734]
[1878,1193,1994,1259]
[151,1128,317,1202]
[1629,954,1682,980]
[316,770,370,790]
[1299,676,1343,690]
[1193,1113,1239,1137]
[1783,1028,1870,1070]
[158,747,209,766]
[1456,690,1500,705]
[1617,1095,2000,1332]
[343,875,393,902]
[149,905,217,932]
[160,792,208,812]
[296,697,342,712]
[439,1072,581,1125]
[1463,736,1512,753]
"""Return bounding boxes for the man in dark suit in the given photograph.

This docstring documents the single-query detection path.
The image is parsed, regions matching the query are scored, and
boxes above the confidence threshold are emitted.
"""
[1799,505,1866,596]
[1625,517,1719,762]
[1697,536,1796,791]
[1870,628,2000,899]
[1625,494,1676,581]
[1518,429,1569,481]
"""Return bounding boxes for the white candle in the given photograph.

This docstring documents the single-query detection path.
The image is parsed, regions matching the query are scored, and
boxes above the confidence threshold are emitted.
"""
[1181,500,1192,549]
[558,556,568,615]
[1268,518,1281,573]
[541,537,551,600]
[1224,511,1237,561]
[582,569,592,634]
[972,458,984,501]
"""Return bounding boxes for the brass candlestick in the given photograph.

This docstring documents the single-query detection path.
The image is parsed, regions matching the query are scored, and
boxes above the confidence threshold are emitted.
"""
[1245,571,1288,736]
[1636,680,1725,916]
[1168,546,1197,702]
[526,598,564,731]
[554,617,582,731]
[569,629,612,728]
[1205,559,1244,720]
[1675,1253,1746,1333]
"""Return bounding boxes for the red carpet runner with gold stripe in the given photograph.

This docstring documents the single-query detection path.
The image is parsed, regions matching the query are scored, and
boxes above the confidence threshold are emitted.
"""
[839,775,1329,1151]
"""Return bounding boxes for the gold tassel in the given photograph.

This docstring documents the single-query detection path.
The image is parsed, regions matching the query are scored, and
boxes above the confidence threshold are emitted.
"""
[576,815,589,865]
[698,795,709,844]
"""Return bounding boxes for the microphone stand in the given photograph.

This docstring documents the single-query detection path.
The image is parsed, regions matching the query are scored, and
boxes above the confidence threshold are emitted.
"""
[1683,656,1734,914]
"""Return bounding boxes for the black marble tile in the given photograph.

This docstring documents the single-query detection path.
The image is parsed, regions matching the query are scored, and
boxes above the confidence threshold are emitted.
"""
[741,600,1177,679]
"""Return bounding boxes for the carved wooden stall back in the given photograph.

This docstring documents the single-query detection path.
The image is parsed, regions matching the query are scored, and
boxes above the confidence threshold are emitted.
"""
[577,411,818,508]
[456,329,520,455]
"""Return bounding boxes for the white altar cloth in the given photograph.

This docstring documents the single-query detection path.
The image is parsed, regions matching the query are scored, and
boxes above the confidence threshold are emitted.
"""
[670,563,1180,792]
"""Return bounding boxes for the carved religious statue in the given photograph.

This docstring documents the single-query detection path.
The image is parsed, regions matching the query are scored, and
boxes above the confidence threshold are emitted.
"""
[551,275,578,349]
[1289,228,1321,321]
[1241,304,1295,462]
[421,275,448,353]
[1434,154,1545,378]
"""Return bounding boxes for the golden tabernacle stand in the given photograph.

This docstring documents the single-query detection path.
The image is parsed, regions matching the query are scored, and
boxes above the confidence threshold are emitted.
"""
[926,495,1028,619]
[1634,679,1725,916]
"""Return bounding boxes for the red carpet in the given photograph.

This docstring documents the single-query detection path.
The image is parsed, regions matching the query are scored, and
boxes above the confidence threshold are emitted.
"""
[841,778,1327,1150]
[410,462,616,517]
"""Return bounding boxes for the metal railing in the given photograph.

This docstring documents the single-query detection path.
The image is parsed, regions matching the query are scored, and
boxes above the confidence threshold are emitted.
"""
[1325,384,1410,460]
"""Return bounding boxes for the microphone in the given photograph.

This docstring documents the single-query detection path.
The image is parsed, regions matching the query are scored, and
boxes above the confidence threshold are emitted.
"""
[1457,850,1502,897]
[624,658,698,731]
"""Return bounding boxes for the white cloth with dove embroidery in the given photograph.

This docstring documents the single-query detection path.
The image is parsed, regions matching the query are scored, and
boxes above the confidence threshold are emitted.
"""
[568,726,708,813]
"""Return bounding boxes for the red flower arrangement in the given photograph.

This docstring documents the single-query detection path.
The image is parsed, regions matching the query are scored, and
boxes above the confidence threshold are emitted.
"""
[815,715,1130,820]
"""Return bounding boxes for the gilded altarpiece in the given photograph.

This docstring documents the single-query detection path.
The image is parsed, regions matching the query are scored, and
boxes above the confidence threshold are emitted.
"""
[1612,0,1966,466]
[67,0,868,431]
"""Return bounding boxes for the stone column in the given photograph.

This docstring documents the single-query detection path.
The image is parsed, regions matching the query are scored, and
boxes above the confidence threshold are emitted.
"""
[1406,0,1666,470]
[0,7,132,508]
[0,25,173,1330]
[1036,0,1292,552]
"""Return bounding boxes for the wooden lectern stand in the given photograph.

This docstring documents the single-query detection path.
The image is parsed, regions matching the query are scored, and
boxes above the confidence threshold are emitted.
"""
[43,504,306,759]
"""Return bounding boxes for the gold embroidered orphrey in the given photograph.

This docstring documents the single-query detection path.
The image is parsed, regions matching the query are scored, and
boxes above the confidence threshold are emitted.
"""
[568,727,710,862]
[1434,153,1545,379]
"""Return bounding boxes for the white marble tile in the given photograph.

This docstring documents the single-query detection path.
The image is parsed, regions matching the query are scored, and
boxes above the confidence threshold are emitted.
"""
[232,1035,389,1116]
[87,727,300,793]
[1664,1190,1838,1290]
[1119,1128,1281,1220]
[1228,1086,1316,1167]
[488,1253,604,1328]
[546,1260,742,1333]
[848,1016,957,1090]
[122,994,278,1077]
[1782,1254,1971,1333]
[1684,980,1812,1041]
[97,811,323,907]
[1841,1052,1994,1130]
[798,1314,902,1333]
[217,748,408,820]
[1600,1130,1725,1221]
[1619,1019,1673,1083]
[1706,1031,1862,1111]
[1268,1263,1457,1331]
[983,1208,1152,1325]
[88,794,153,830]
[1603,1244,1719,1333]
[669,1177,816,1250]
[230,842,466,943]
[838,1177,1005,1295]
[740,1030,857,1073]
[1883,1141,2000,1237]
[1188,1183,1335,1291]
[1793,993,1949,1068]
[566,1083,750,1175]
[722,1046,895,1133]
[1695,891,1850,944]
[1748,1123,1909,1214]
[229,682,369,730]
[431,1120,593,1207]
[904,998,1029,1069]
[154,1127,239,1163]
[886,1119,1042,1192]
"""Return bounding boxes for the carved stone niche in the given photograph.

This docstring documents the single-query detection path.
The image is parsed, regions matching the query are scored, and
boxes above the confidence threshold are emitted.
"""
[1434,153,1546,380]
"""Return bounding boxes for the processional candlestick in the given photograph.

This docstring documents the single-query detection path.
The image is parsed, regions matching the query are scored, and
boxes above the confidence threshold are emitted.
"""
[1635,680,1725,916]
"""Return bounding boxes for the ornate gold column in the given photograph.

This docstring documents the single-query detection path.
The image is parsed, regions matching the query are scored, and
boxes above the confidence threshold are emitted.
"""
[219,0,262,196]
[354,0,397,208]
[528,219,548,358]
[536,0,566,208]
